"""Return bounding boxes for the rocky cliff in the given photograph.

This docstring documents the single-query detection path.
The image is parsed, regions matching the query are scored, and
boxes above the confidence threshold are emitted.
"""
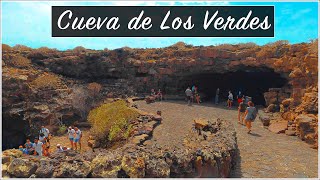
[2,40,318,149]
[2,118,238,178]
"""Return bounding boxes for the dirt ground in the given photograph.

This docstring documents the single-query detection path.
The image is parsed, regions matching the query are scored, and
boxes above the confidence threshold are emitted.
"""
[135,100,318,178]
[48,128,91,154]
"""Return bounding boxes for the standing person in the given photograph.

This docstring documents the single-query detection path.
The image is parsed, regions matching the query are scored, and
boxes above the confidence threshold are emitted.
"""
[191,85,196,93]
[238,97,246,125]
[215,88,220,104]
[156,89,163,101]
[185,87,193,106]
[237,94,244,105]
[243,101,258,134]
[39,126,50,145]
[73,127,82,151]
[39,133,47,145]
[195,93,201,104]
[25,139,34,155]
[227,91,233,108]
[33,138,44,156]
[67,126,75,150]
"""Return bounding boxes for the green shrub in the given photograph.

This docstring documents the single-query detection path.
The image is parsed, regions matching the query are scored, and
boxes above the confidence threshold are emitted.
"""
[88,100,139,144]
[57,124,67,136]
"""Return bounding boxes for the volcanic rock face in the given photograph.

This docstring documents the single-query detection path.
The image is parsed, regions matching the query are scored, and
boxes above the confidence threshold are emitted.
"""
[2,118,237,178]
[2,40,318,148]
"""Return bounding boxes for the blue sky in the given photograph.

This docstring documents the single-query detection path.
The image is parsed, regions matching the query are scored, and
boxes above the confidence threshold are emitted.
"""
[1,1,318,50]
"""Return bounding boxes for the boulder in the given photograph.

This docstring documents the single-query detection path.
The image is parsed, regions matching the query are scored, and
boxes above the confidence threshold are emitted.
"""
[132,134,149,145]
[265,104,278,113]
[194,119,209,130]
[35,158,57,178]
[2,149,23,158]
[91,154,122,178]
[285,130,296,136]
[259,114,271,126]
[53,160,91,178]
[282,98,293,107]
[121,155,145,178]
[268,121,288,134]
[7,158,39,178]
[145,158,170,178]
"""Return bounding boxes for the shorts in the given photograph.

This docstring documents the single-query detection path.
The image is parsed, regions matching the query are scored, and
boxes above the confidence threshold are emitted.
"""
[69,137,74,141]
[36,151,42,156]
[73,138,80,143]
[187,96,191,100]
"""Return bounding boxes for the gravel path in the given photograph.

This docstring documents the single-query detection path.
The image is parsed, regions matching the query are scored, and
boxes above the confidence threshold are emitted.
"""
[135,100,318,178]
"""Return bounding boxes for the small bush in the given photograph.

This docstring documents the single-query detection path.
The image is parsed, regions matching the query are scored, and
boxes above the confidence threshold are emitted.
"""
[57,124,67,136]
[30,73,62,90]
[88,100,139,145]
[7,55,31,68]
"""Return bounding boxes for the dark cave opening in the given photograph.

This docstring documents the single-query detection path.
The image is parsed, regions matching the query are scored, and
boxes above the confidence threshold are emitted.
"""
[179,69,288,106]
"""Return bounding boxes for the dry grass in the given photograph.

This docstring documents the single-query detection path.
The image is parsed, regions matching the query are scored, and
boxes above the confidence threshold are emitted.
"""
[7,55,31,68]
[30,73,62,90]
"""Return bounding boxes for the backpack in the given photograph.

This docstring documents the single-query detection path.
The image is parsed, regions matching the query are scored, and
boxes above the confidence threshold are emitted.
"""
[251,107,258,121]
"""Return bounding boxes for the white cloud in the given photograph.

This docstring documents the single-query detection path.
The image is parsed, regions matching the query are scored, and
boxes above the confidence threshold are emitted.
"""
[291,8,312,19]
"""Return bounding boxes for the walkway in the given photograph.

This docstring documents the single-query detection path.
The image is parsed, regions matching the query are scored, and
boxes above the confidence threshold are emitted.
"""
[135,100,318,178]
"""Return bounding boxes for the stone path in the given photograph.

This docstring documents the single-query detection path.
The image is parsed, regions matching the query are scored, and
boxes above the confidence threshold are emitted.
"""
[135,100,318,178]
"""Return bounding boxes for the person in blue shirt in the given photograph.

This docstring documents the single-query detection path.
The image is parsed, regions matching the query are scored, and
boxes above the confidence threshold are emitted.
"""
[19,145,29,155]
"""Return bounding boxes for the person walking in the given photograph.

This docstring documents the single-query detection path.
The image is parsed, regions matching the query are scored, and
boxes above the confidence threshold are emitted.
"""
[67,126,75,150]
[238,97,246,125]
[227,91,233,108]
[73,127,82,151]
[185,87,193,106]
[33,138,44,156]
[243,101,258,134]
[215,88,220,104]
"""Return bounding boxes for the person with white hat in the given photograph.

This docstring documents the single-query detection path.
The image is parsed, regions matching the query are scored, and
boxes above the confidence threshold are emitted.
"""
[56,144,63,153]
[67,126,75,150]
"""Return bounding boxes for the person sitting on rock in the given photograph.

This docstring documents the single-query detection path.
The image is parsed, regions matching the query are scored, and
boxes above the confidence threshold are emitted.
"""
[33,138,44,156]
[19,145,28,155]
[62,146,70,151]
[150,89,156,96]
[43,145,50,157]
[67,126,75,150]
[25,139,34,155]
[73,127,82,151]
[56,144,64,153]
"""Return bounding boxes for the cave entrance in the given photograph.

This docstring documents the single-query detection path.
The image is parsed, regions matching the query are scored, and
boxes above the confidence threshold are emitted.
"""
[180,69,288,106]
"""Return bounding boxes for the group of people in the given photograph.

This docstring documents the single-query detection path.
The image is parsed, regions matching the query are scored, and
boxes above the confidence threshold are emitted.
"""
[185,85,201,105]
[18,126,51,156]
[151,89,163,101]
[18,125,82,157]
[226,90,258,134]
